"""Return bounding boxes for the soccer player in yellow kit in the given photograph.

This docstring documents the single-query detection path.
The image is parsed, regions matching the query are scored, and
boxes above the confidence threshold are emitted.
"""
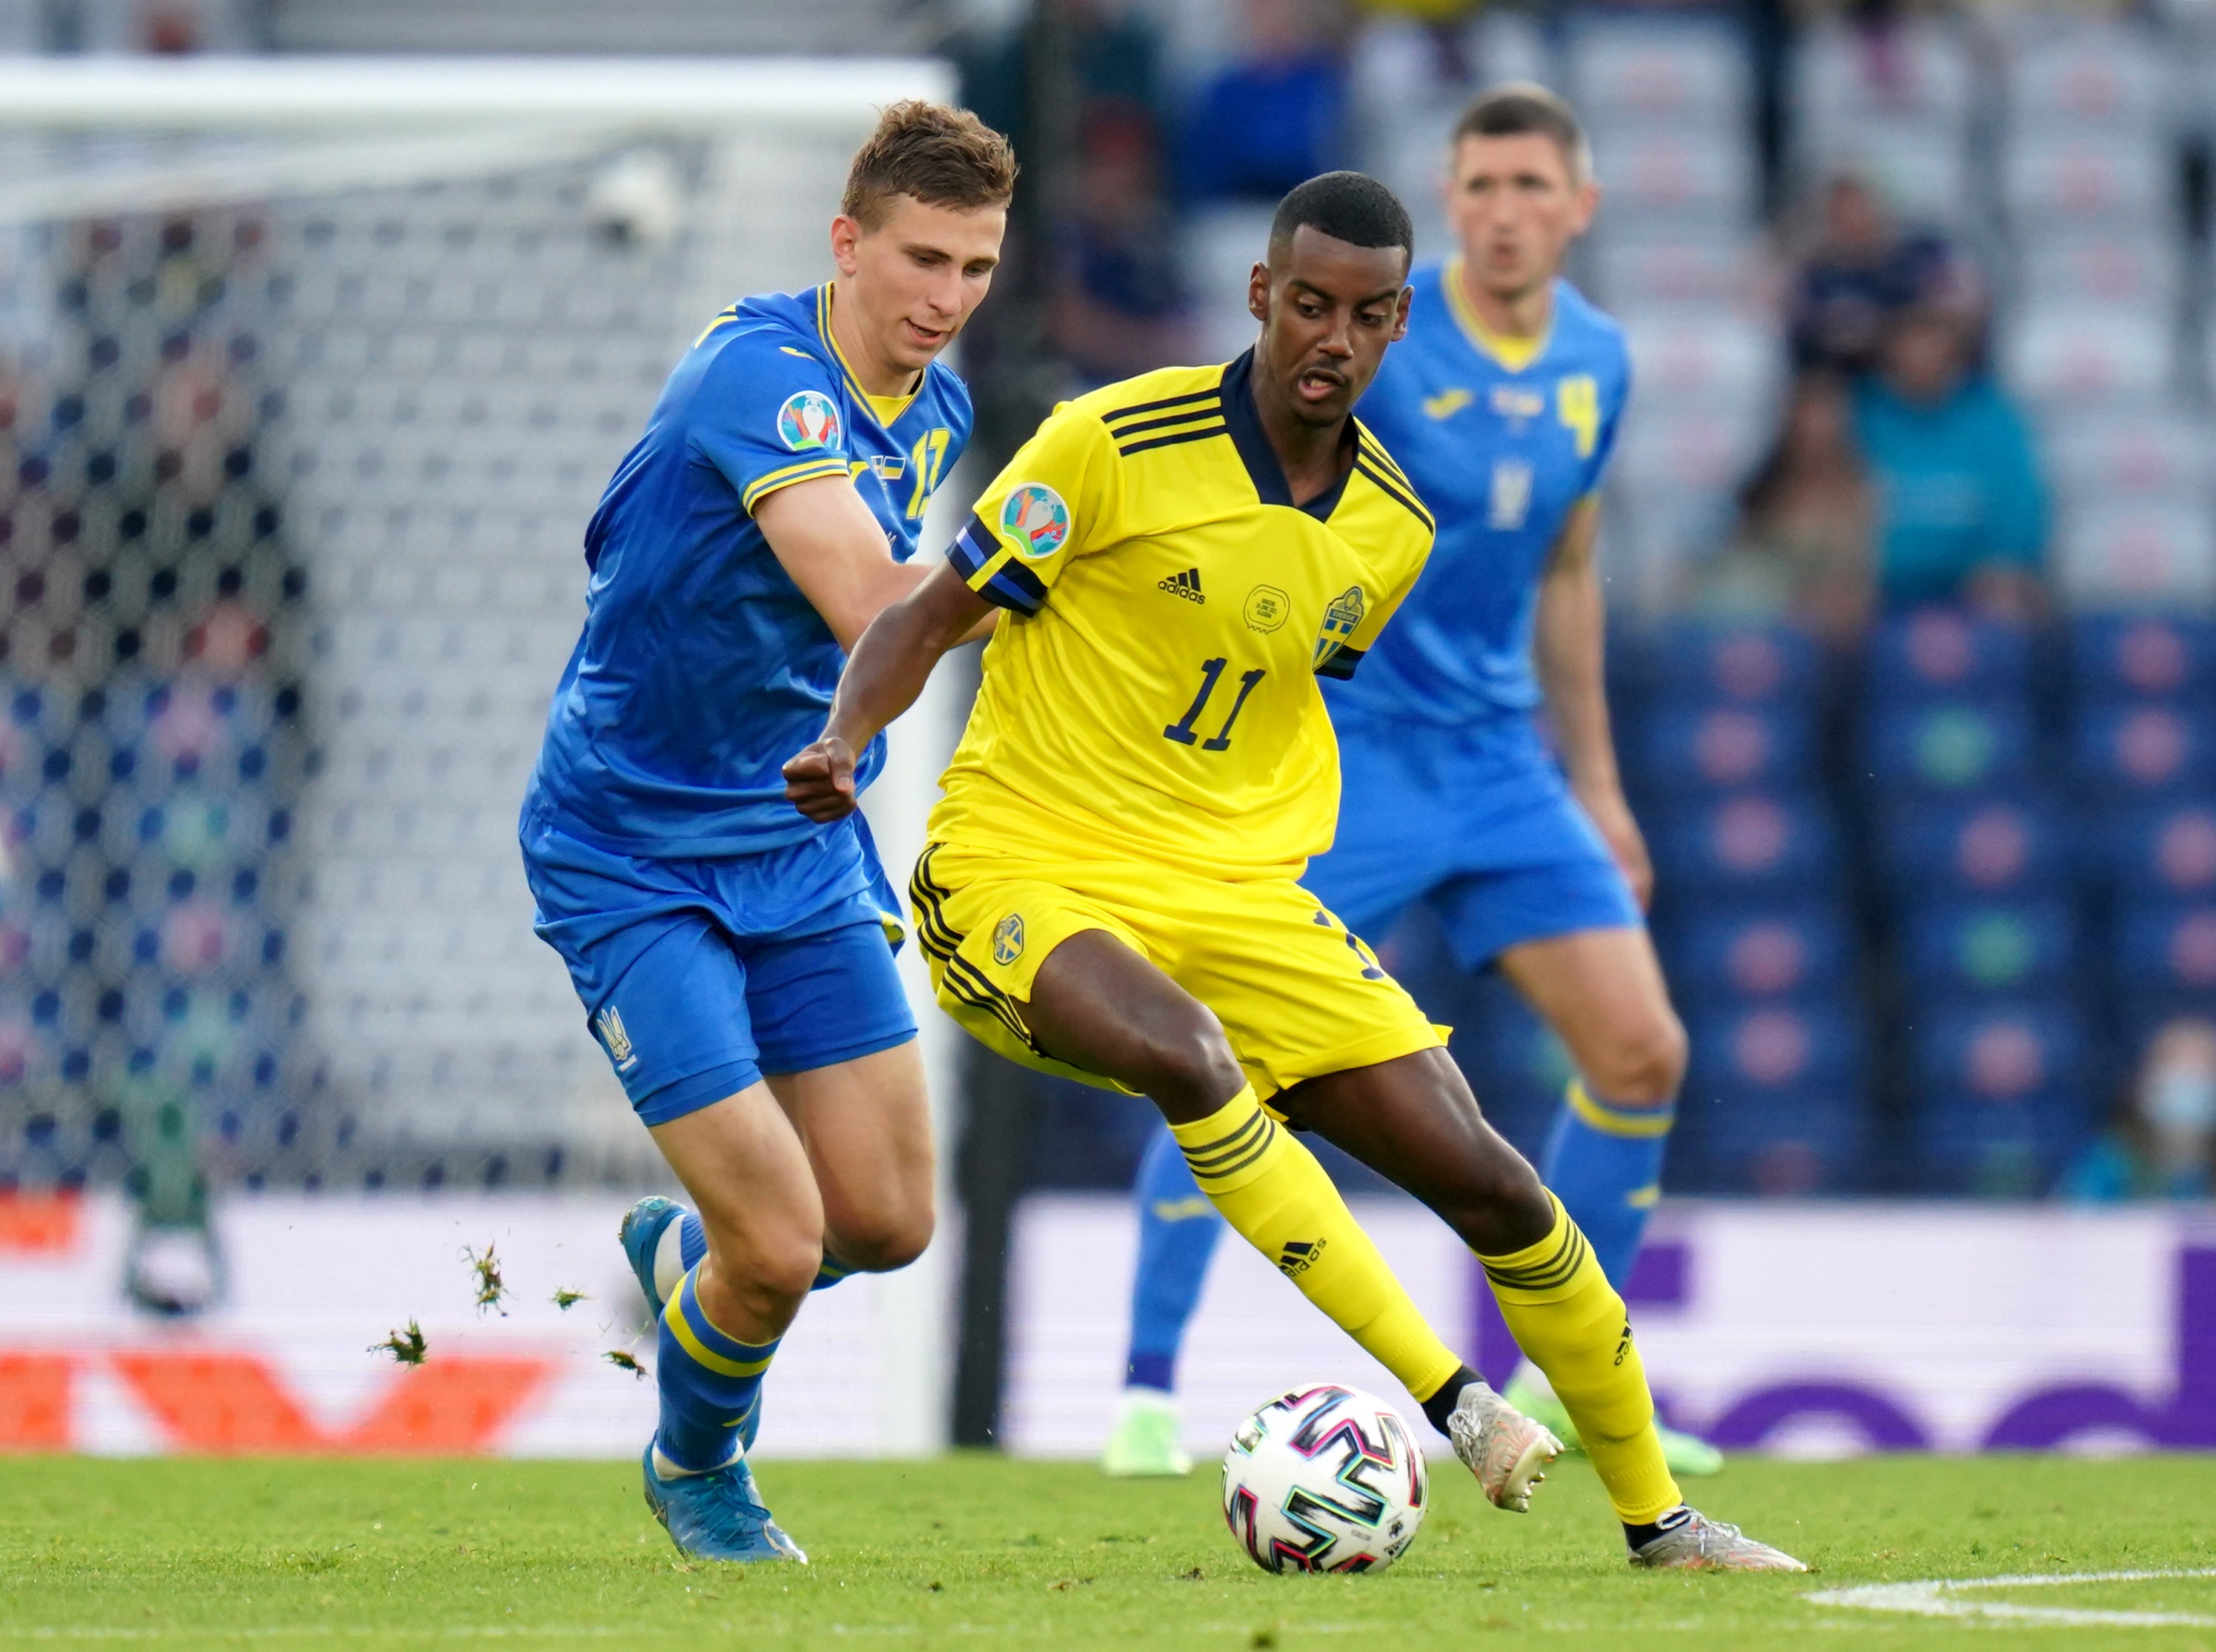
[787,173,1801,1570]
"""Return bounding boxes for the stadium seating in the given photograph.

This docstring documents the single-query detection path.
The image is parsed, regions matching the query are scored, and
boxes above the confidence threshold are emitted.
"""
[2070,614,2216,699]
[1568,16,1752,138]
[1791,17,1978,223]
[2071,702,2216,796]
[2057,500,2216,606]
[1585,234,1749,309]
[1902,899,2079,995]
[1865,700,2037,796]
[1665,905,1857,1001]
[2100,799,2216,898]
[2042,414,2213,508]
[2115,900,2216,994]
[1635,703,1814,797]
[1865,610,2033,702]
[1877,795,2073,897]
[2017,234,2184,314]
[1682,1001,1871,1193]
[1638,620,1824,707]
[1655,792,1841,895]
[2001,133,2172,227]
[2006,21,2168,130]
[1910,998,2094,1194]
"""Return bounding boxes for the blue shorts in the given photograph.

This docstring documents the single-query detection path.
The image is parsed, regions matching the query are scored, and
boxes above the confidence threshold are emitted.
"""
[520,809,918,1125]
[1307,714,1642,974]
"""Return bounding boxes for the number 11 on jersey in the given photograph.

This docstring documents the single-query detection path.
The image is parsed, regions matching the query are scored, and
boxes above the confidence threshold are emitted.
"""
[1165,657,1266,752]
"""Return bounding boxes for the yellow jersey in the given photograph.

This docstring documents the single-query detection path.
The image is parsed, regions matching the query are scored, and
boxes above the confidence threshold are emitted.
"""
[932,352,1436,880]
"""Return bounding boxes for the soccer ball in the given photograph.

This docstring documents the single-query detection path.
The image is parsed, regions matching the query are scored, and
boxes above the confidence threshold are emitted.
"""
[1221,1383,1428,1574]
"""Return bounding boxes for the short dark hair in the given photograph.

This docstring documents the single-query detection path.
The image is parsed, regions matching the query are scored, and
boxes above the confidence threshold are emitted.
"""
[843,101,1019,230]
[1267,171,1415,267]
[1452,83,1591,182]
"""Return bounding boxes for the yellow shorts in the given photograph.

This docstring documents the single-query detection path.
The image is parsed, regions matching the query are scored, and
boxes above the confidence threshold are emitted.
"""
[907,840,1445,1101]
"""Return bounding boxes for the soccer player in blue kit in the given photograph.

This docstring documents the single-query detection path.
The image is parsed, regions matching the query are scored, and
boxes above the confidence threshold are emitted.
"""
[520,102,1015,1561]
[1102,86,1722,1480]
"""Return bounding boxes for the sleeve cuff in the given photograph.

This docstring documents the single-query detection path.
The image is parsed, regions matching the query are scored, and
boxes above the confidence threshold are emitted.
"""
[1314,645,1366,681]
[741,456,852,514]
[948,513,1047,615]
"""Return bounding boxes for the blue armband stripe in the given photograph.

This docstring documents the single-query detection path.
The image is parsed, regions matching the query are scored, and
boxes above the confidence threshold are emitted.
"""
[981,564,1045,615]
[946,514,999,578]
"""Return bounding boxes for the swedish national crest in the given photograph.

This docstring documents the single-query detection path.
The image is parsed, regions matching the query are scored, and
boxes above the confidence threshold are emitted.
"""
[1313,586,1366,669]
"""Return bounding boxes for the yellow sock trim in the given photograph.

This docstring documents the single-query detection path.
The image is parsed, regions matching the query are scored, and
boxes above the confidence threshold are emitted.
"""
[1479,1192,1681,1523]
[1171,1087,1464,1404]
[1566,1079,1674,1139]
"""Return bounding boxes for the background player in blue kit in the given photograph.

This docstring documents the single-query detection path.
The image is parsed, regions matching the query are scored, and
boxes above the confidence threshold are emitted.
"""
[520,103,1015,1559]
[1101,86,1722,1481]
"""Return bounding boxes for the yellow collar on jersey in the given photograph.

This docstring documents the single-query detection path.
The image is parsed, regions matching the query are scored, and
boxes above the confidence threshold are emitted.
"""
[1442,257,1552,374]
[816,282,920,428]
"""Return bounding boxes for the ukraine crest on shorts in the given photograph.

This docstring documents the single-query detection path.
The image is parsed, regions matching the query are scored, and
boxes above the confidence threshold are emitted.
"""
[1313,586,1366,668]
[992,912,1026,964]
[595,1004,637,1071]
[777,389,841,452]
[999,483,1069,560]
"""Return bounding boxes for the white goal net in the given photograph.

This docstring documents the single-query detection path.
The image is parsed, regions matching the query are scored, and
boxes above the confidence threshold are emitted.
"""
[0,56,962,1195]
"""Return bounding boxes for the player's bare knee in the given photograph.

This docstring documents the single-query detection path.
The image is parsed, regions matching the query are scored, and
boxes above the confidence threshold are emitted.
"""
[1587,1012,1688,1105]
[832,1203,934,1273]
[699,1215,821,1313]
[1138,1017,1244,1118]
[1450,1148,1555,1255]
[743,1233,826,1307]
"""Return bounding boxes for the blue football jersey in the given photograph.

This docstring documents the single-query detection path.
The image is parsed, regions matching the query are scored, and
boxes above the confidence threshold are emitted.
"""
[526,284,972,857]
[1332,266,1629,732]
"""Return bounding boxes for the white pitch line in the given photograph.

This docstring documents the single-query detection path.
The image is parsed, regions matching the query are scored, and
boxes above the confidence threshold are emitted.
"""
[1807,1568,2216,1629]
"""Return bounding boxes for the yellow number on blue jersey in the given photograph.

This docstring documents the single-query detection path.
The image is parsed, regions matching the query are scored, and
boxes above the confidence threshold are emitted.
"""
[1556,375,1599,460]
[907,427,952,519]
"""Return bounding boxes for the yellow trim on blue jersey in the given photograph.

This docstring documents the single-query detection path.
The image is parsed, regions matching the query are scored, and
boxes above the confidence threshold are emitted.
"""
[1565,1078,1674,1139]
[1442,257,1551,374]
[740,454,851,514]
[817,284,920,429]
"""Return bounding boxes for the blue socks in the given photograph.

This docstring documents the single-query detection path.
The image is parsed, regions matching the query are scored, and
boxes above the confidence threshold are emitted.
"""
[1539,1079,1673,1289]
[1124,1123,1224,1391]
[654,1264,780,1472]
[676,1209,852,1293]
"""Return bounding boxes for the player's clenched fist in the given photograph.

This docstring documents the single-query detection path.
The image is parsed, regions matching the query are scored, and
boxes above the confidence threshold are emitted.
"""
[784,737,858,820]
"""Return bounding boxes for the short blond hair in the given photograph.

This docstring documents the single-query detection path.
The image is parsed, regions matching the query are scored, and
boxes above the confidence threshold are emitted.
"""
[842,101,1018,230]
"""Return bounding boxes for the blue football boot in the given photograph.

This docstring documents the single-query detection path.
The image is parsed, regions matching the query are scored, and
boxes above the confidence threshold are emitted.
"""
[642,1447,806,1564]
[619,1195,686,1318]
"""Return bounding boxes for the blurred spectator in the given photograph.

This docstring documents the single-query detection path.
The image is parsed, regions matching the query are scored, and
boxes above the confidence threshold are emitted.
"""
[1692,374,1872,642]
[1047,112,1195,386]
[961,0,1169,171]
[1854,299,2048,615]
[2059,1018,2216,1202]
[1180,0,1352,204]
[1788,173,1961,377]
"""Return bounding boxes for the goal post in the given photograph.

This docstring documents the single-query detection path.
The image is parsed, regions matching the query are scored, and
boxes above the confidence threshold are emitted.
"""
[0,56,971,1453]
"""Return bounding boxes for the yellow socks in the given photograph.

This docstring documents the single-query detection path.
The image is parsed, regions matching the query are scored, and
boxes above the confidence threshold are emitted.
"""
[1170,1085,1465,1407]
[1479,1192,1681,1523]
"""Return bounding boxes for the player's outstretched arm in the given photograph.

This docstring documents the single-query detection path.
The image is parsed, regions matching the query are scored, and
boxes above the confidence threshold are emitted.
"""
[755,473,939,654]
[783,560,992,821]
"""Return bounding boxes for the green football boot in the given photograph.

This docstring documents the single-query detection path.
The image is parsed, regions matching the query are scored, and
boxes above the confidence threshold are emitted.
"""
[1502,1370,1725,1478]
[1099,1388,1191,1477]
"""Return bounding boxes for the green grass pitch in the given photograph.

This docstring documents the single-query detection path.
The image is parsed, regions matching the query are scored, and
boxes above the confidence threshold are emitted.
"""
[3,1453,2213,1650]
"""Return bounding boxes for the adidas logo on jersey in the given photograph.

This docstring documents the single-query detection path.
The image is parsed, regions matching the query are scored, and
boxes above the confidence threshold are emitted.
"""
[1158,567,1205,603]
[1277,1238,1327,1278]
